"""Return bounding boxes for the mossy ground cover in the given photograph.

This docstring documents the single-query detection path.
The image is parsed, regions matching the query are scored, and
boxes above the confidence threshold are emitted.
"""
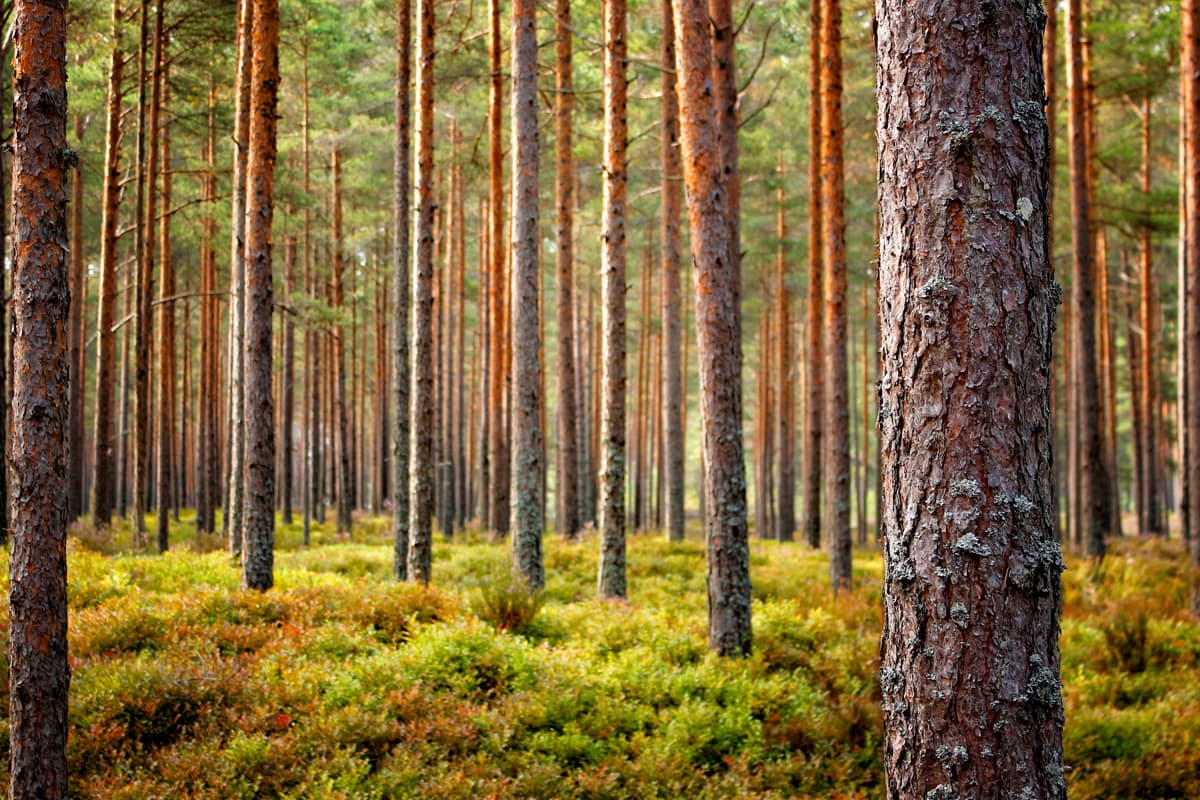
[1,513,1196,798]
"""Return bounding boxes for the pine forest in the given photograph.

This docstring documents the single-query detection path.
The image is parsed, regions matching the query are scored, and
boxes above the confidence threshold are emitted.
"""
[2,0,1200,797]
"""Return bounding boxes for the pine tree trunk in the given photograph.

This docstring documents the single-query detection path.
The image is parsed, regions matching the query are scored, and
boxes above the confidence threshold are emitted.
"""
[408,0,436,584]
[511,0,544,585]
[242,0,280,591]
[1139,102,1163,536]
[802,0,824,550]
[673,0,750,656]
[661,0,685,543]
[488,0,510,538]
[876,1,1066,794]
[281,229,295,525]
[1184,0,1200,605]
[331,143,353,537]
[154,12,173,552]
[9,0,70,791]
[598,0,629,599]
[554,0,580,540]
[226,0,252,557]
[775,156,795,541]
[68,112,85,521]
[92,0,124,531]
[196,83,217,536]
[822,0,852,591]
[1067,0,1108,559]
[391,0,411,573]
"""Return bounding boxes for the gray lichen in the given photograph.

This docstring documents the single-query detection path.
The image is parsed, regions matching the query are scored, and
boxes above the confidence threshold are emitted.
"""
[1012,100,1045,135]
[950,602,969,629]
[880,666,906,696]
[949,477,983,499]
[953,533,992,557]
[937,111,972,156]
[936,744,970,770]
[927,784,958,800]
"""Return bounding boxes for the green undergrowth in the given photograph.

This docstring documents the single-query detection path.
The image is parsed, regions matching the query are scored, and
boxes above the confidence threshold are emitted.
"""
[0,516,1196,798]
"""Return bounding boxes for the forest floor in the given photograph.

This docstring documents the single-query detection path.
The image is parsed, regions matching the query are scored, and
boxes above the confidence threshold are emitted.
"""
[2,513,1196,799]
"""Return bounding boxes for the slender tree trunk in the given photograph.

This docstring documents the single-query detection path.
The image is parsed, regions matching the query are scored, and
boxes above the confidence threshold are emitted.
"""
[196,82,217,536]
[68,112,85,521]
[661,0,685,543]
[674,0,751,656]
[554,0,580,540]
[331,142,353,536]
[775,155,795,541]
[9,0,70,791]
[1067,0,1108,559]
[822,0,852,591]
[154,18,173,552]
[226,0,252,557]
[131,0,152,544]
[281,228,295,524]
[877,1,1066,794]
[1139,101,1163,536]
[408,0,435,584]
[803,0,824,550]
[488,0,510,538]
[598,0,629,599]
[242,0,280,591]
[511,0,544,585]
[93,0,125,531]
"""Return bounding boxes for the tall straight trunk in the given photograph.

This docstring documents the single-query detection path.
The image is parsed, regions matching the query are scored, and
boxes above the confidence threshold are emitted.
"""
[822,0,852,591]
[1185,0,1200,604]
[118,273,131,518]
[455,174,467,526]
[1139,102,1163,536]
[132,0,152,543]
[155,28,174,553]
[661,0,685,542]
[633,249,651,530]
[674,0,750,656]
[478,196,491,525]
[775,155,795,541]
[1067,0,1108,559]
[598,0,629,599]
[408,0,435,584]
[554,0,579,540]
[226,0,252,557]
[302,35,316,546]
[756,309,774,540]
[441,142,457,539]
[857,276,870,543]
[146,0,168,551]
[9,0,70,791]
[488,0,510,538]
[196,82,217,536]
[802,0,824,550]
[1183,19,1193,542]
[1045,0,1061,542]
[331,142,353,536]
[876,1,1066,795]
[68,112,85,521]
[242,0,280,591]
[281,228,295,524]
[511,0,544,585]
[93,0,125,531]
[391,0,411,567]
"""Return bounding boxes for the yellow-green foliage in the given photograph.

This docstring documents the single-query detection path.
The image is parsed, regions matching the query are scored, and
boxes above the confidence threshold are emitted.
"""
[0,518,1196,798]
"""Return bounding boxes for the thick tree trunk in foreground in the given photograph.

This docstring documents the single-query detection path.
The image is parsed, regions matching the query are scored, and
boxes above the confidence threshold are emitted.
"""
[392,0,411,579]
[598,0,629,599]
[673,0,750,656]
[242,0,280,591]
[876,1,1066,796]
[408,0,435,585]
[511,0,544,587]
[9,1,70,794]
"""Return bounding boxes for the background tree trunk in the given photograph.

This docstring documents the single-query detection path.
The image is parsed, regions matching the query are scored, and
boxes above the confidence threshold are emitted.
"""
[661,0,685,543]
[802,0,823,550]
[241,0,280,591]
[673,0,750,657]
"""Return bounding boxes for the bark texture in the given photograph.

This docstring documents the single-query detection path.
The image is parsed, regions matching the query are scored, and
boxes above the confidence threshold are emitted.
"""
[598,0,628,599]
[241,0,280,591]
[9,2,70,795]
[673,0,750,656]
[876,1,1066,796]
[408,0,435,585]
[511,0,544,587]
